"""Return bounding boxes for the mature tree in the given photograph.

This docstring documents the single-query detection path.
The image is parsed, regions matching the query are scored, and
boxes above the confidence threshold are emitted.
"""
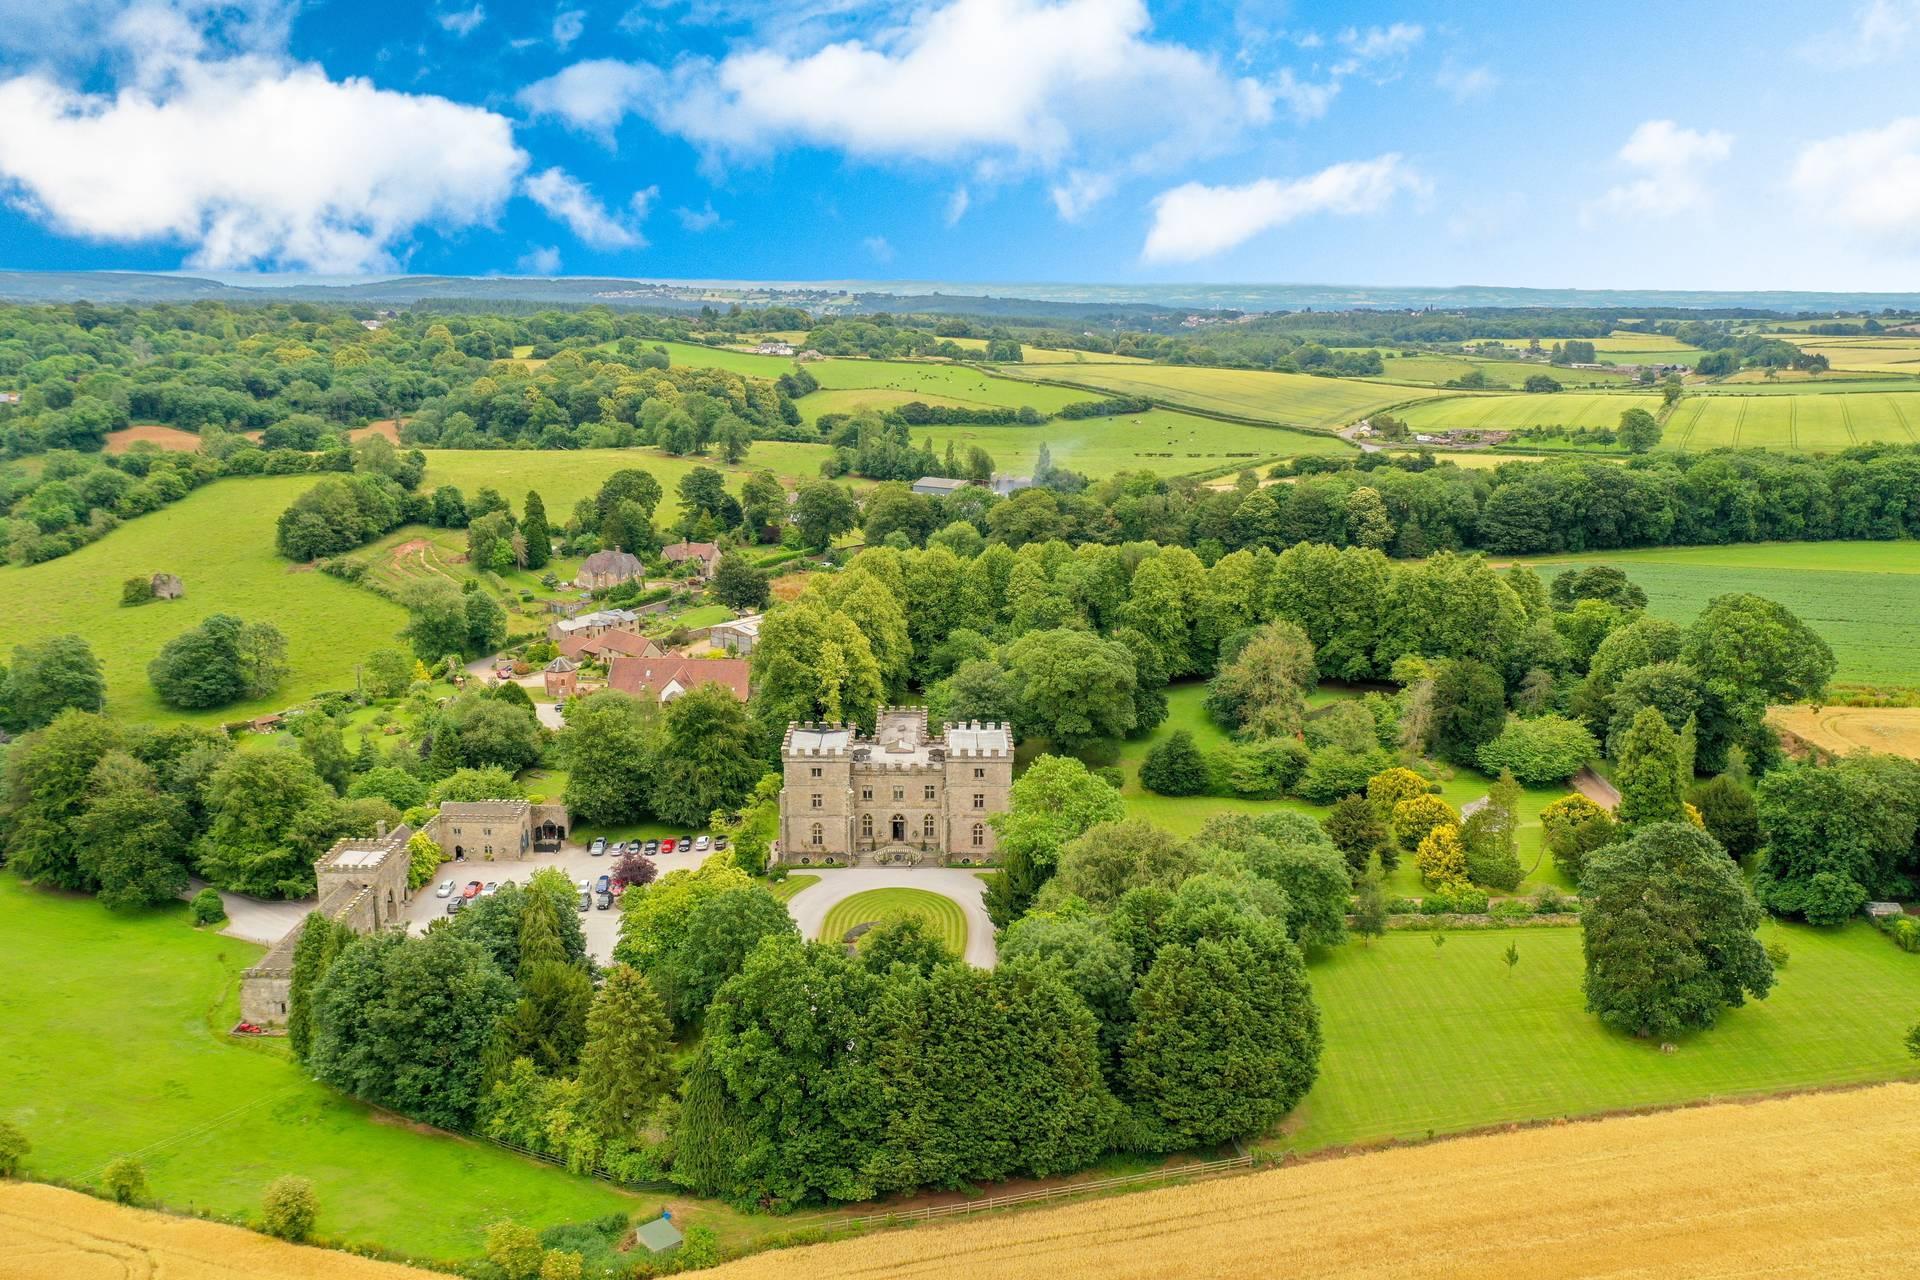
[0,1118,29,1178]
[578,965,676,1144]
[498,959,595,1075]
[1462,771,1523,891]
[1004,628,1137,752]
[1391,793,1458,853]
[1754,753,1920,924]
[984,754,1126,926]
[1428,658,1507,767]
[749,597,886,741]
[3,709,123,890]
[712,551,771,611]
[260,1175,319,1242]
[1684,594,1834,771]
[402,582,503,661]
[294,714,352,794]
[71,751,191,908]
[287,912,356,1060]
[999,914,1136,1063]
[1688,768,1761,861]
[854,914,955,975]
[1614,705,1688,826]
[650,885,798,1026]
[520,490,552,570]
[1039,819,1195,910]
[362,645,417,699]
[197,749,344,897]
[309,930,516,1129]
[0,635,106,732]
[1476,714,1597,784]
[555,690,660,826]
[1139,729,1210,796]
[1198,814,1352,949]
[1352,863,1389,942]
[928,657,1020,732]
[792,479,859,551]
[348,764,428,812]
[148,614,287,709]
[1413,823,1469,889]
[1323,792,1388,875]
[1617,407,1662,453]
[652,684,766,828]
[1581,822,1773,1038]
[436,694,543,774]
[1204,620,1317,738]
[1539,794,1619,883]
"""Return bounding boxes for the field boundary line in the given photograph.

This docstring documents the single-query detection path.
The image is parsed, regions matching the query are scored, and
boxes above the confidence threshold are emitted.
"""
[1841,396,1858,444]
[1886,395,1919,444]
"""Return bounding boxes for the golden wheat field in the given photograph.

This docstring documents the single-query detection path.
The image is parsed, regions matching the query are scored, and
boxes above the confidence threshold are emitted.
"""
[1768,704,1920,760]
[708,1084,1920,1280]
[0,1183,436,1280]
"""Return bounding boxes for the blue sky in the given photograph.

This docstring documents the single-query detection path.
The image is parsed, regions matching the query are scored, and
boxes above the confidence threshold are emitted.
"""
[1,0,1918,289]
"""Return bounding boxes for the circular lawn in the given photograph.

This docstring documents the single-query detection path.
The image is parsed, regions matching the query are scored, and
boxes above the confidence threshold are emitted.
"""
[818,887,969,957]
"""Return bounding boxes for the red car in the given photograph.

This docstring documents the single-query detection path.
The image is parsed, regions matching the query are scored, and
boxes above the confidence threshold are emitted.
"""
[462,880,484,900]
[660,837,677,854]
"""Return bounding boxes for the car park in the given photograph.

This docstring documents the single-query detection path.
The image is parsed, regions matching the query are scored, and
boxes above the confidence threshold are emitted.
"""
[713,836,729,851]
[577,892,591,912]
[596,890,613,910]
[446,896,465,915]
[589,837,606,857]
[660,837,676,854]
[462,881,483,899]
[694,835,711,851]
[595,874,611,894]
[435,880,455,898]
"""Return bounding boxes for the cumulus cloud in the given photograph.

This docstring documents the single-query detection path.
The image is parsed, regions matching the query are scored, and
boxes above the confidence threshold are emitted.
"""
[1048,169,1115,220]
[526,0,1268,173]
[1805,0,1920,67]
[675,201,723,231]
[523,166,644,247]
[517,244,562,274]
[438,4,486,37]
[0,56,527,272]
[1141,154,1423,262]
[552,8,586,48]
[1589,119,1731,220]
[1791,117,1920,246]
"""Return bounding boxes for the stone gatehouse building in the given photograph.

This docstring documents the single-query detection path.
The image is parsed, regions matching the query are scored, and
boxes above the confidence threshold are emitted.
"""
[777,709,1012,866]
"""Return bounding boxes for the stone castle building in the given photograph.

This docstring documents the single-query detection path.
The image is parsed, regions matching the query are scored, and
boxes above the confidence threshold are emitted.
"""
[777,709,1012,866]
[239,800,569,1028]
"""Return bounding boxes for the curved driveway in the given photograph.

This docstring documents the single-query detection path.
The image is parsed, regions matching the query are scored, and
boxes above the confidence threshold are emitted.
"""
[782,868,997,968]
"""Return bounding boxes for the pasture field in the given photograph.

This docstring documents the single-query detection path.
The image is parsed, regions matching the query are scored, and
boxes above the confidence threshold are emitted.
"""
[807,358,1090,414]
[0,877,650,1263]
[1394,390,1660,433]
[419,443,832,513]
[994,363,1451,430]
[0,476,408,723]
[1377,355,1630,388]
[1287,922,1915,1152]
[1767,704,1920,760]
[0,1182,441,1280]
[707,1084,1920,1280]
[1665,391,1920,450]
[1517,541,1920,686]
[646,339,800,377]
[1015,347,1153,365]
[911,409,1349,478]
[818,887,970,955]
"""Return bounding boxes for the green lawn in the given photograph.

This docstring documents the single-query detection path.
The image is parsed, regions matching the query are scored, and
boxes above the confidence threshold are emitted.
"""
[818,887,969,956]
[1281,921,1919,1153]
[909,410,1349,478]
[1517,541,1920,687]
[993,362,1451,432]
[0,476,408,723]
[0,876,646,1263]
[769,873,821,904]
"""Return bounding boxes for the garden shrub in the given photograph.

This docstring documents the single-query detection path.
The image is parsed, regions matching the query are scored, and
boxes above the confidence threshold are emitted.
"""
[1294,745,1391,804]
[0,1120,28,1177]
[261,1175,318,1241]
[1139,730,1209,796]
[1475,715,1598,784]
[102,1156,146,1204]
[189,887,226,926]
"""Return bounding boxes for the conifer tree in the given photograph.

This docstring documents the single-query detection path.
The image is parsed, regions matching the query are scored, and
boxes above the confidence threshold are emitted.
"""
[521,491,552,570]
[578,965,675,1144]
[1616,705,1687,826]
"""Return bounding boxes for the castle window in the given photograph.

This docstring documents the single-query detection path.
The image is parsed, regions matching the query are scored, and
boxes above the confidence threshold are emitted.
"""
[973,793,985,809]
[809,823,824,847]
[924,785,936,801]
[892,785,904,802]
[923,814,936,839]
[861,813,873,838]
[810,766,822,778]
[972,823,985,848]
[810,793,822,809]
[861,787,873,801]
[973,767,985,779]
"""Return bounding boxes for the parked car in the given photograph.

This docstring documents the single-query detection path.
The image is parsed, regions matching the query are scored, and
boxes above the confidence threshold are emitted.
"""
[577,879,591,893]
[713,836,729,851]
[643,839,660,855]
[481,882,498,896]
[446,896,466,915]
[462,881,484,899]
[660,837,677,854]
[595,874,611,894]
[596,890,613,910]
[435,880,455,898]
[694,835,711,851]
[588,837,607,857]
[577,892,591,912]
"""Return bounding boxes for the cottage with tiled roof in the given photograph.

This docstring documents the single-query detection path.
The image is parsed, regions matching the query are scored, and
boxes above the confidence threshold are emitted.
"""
[575,548,644,591]
[608,653,751,704]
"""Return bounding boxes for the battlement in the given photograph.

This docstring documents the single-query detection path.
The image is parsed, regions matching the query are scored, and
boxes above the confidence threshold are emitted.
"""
[941,720,1014,759]
[782,721,854,758]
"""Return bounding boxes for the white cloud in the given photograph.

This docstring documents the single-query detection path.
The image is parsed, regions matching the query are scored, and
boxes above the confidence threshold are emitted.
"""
[863,234,895,262]
[522,167,643,247]
[1259,22,1423,124]
[629,185,658,220]
[527,0,1268,174]
[1267,68,1339,121]
[0,0,295,69]
[438,4,486,37]
[552,8,586,48]
[1142,154,1423,262]
[1332,22,1424,76]
[944,186,970,225]
[1791,116,1920,246]
[1805,0,1920,67]
[1434,62,1496,101]
[1589,119,1732,220]
[675,201,723,231]
[519,58,656,137]
[1048,168,1114,220]
[517,244,562,274]
[0,55,527,272]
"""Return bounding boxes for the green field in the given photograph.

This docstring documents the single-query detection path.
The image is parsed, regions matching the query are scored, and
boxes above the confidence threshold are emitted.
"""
[1395,391,1661,434]
[1283,921,1918,1152]
[994,363,1451,431]
[1665,392,1920,451]
[420,443,831,511]
[818,887,970,956]
[0,476,409,723]
[912,409,1348,477]
[808,358,1091,414]
[0,876,650,1263]
[1378,355,1631,388]
[1519,541,1920,686]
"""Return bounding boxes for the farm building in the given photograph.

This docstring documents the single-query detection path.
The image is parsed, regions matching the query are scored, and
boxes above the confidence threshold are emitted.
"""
[912,476,971,496]
[548,607,640,643]
[711,612,764,655]
[608,653,751,704]
[575,548,644,590]
[558,627,667,664]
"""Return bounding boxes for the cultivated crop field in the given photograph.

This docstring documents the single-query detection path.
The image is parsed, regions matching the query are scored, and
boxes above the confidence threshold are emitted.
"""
[993,363,1451,430]
[1016,347,1152,365]
[1767,704,1920,760]
[1665,391,1920,450]
[1518,541,1920,686]
[1784,334,1920,374]
[1378,355,1631,388]
[1394,391,1660,433]
[913,409,1348,478]
[0,476,408,723]
[819,887,970,955]
[705,1084,1920,1280]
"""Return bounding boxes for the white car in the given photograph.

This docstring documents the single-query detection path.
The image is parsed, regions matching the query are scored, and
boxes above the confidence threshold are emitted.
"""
[435,880,455,898]
[694,835,712,851]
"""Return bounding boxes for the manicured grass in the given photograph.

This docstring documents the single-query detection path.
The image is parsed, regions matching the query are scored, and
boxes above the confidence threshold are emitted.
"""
[1281,921,1918,1153]
[1395,390,1662,434]
[995,363,1451,431]
[0,876,645,1263]
[769,873,821,904]
[818,887,969,956]
[0,476,408,723]
[1516,541,1920,686]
